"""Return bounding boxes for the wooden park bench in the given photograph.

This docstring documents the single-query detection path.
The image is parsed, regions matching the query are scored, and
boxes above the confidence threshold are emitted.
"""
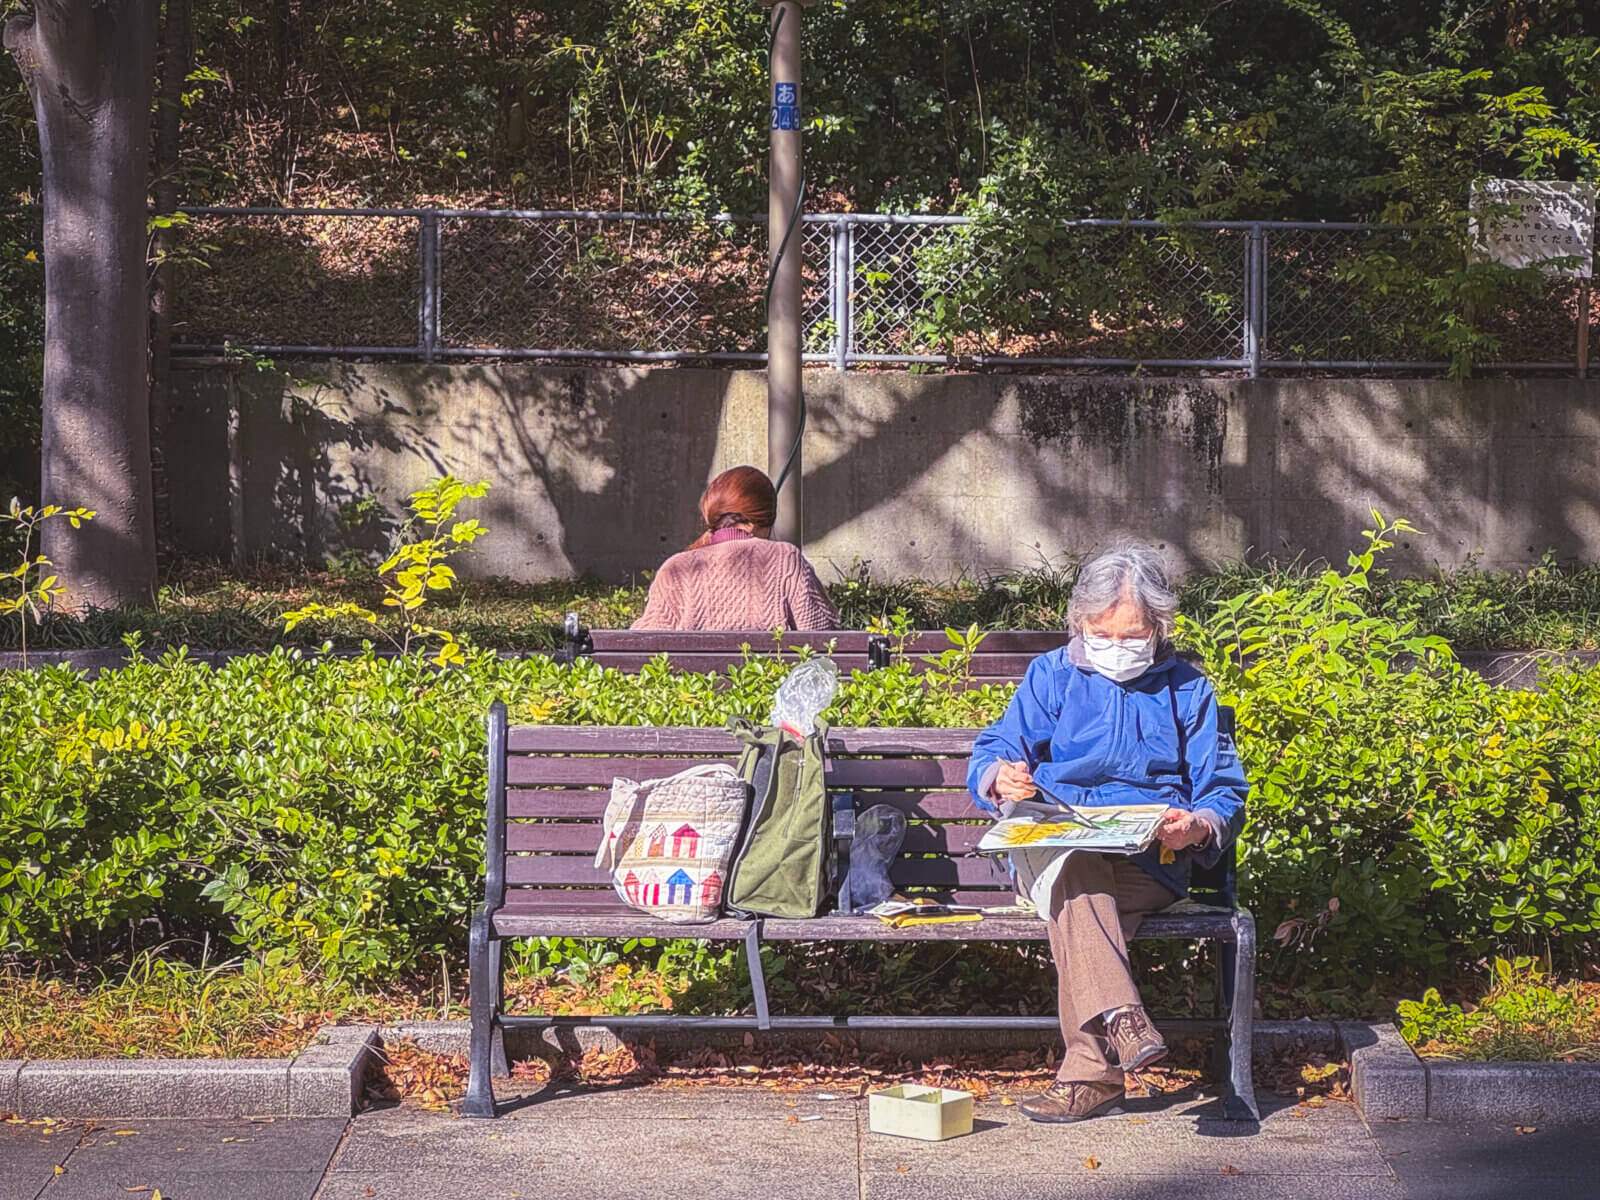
[464,705,1259,1121]
[560,613,1073,687]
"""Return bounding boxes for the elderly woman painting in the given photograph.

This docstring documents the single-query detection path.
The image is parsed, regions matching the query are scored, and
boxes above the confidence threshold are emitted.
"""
[967,541,1248,1123]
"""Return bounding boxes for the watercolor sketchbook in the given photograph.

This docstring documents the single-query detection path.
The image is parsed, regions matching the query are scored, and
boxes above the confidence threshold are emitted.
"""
[975,802,1169,855]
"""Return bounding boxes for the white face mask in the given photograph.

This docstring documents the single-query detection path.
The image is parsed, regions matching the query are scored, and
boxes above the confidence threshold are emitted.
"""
[1082,633,1156,682]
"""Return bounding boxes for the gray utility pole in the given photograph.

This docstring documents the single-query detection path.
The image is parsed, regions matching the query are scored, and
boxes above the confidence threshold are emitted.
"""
[762,0,812,545]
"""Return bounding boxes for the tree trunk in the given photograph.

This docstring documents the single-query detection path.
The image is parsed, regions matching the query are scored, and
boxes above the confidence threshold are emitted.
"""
[5,1,159,609]
[149,0,191,562]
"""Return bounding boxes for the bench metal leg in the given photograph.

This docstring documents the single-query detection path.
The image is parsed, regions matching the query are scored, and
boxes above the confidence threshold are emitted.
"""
[464,911,498,1118]
[1222,907,1260,1122]
[487,938,510,1079]
[744,927,772,1031]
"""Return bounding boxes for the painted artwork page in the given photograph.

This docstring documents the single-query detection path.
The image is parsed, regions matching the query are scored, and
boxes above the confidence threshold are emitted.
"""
[976,804,1169,855]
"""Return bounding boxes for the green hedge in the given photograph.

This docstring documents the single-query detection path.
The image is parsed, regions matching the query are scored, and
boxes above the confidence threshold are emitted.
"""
[5,528,1600,994]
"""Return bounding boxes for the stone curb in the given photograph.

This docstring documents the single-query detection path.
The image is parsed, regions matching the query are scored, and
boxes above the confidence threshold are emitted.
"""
[1341,1021,1600,1123]
[8,1025,378,1120]
[1340,1022,1427,1120]
[1427,1060,1600,1123]
[1,1060,21,1116]
[290,1026,381,1117]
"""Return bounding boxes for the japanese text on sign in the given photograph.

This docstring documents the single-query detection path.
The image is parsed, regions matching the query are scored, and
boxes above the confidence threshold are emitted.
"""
[1470,180,1596,278]
[772,82,799,131]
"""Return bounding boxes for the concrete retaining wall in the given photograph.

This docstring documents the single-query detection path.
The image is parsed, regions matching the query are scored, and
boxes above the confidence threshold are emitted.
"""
[168,361,1600,580]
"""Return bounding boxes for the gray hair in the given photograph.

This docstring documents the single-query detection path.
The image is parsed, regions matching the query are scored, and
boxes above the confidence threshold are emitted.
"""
[1067,541,1178,638]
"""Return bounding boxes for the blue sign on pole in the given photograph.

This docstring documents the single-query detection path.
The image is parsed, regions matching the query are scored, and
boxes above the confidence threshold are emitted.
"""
[772,82,800,131]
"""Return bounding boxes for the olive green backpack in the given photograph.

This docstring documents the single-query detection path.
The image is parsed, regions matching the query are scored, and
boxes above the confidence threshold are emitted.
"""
[722,717,837,919]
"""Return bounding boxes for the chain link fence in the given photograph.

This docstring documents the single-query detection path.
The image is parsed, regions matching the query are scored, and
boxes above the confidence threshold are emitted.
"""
[167,208,1596,374]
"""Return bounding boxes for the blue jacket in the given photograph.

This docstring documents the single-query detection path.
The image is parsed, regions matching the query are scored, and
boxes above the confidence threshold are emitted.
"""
[967,639,1249,898]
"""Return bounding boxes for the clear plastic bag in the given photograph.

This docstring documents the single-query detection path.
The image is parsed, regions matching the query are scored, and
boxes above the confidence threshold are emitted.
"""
[769,657,839,738]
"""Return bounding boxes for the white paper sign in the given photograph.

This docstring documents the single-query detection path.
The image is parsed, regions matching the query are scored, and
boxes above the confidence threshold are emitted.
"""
[1470,179,1595,277]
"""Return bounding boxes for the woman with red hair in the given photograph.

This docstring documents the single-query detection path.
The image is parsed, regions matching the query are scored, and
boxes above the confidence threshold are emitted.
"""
[632,466,839,630]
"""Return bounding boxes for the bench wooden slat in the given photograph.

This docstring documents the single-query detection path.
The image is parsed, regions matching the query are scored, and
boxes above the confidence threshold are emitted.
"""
[504,851,1009,888]
[908,654,1039,675]
[508,791,613,818]
[897,823,988,853]
[507,820,992,856]
[493,910,755,939]
[507,788,990,820]
[500,886,620,908]
[508,756,730,785]
[508,728,739,754]
[759,906,1238,942]
[826,758,970,787]
[576,652,1042,676]
[578,630,1072,655]
[506,856,613,886]
[584,652,878,673]
[586,631,880,652]
[510,757,971,787]
[832,792,988,818]
[760,914,1045,941]
[495,886,1025,912]
[907,632,1071,654]
[507,726,978,755]
[508,824,607,853]
[888,856,1014,887]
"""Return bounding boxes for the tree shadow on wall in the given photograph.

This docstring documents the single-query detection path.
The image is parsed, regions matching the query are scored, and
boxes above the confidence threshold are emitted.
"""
[181,362,1600,600]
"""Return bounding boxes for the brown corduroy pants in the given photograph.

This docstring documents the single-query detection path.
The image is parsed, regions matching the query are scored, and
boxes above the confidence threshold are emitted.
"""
[1034,852,1178,1084]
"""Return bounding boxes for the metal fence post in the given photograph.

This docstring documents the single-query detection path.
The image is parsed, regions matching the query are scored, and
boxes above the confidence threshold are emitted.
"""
[1244,224,1265,378]
[840,217,855,370]
[417,211,441,361]
[828,216,846,370]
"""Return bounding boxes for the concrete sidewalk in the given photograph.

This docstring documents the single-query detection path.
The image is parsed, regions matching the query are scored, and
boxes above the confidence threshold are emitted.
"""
[5,1081,1593,1199]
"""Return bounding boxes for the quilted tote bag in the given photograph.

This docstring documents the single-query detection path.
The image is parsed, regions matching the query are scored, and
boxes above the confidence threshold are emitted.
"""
[593,763,750,924]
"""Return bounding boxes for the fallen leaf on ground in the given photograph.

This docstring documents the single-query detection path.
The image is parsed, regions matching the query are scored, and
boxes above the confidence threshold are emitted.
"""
[1220,1164,1241,1176]
[894,1164,910,1174]
[54,1167,65,1176]
[1516,1126,1538,1135]
[785,1113,799,1125]
[1127,1116,1150,1124]
[1084,1157,1100,1170]
[114,1130,138,1136]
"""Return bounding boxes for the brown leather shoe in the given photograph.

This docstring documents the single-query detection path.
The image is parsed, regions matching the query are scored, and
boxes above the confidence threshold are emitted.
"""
[1018,1079,1125,1124]
[1104,1005,1168,1072]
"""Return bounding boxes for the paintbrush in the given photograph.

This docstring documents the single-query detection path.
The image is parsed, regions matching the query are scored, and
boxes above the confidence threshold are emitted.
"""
[1023,779,1104,829]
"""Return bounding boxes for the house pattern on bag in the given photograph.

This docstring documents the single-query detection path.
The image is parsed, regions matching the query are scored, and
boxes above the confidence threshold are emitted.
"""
[613,813,741,907]
[617,865,723,907]
[671,824,700,857]
[632,822,704,861]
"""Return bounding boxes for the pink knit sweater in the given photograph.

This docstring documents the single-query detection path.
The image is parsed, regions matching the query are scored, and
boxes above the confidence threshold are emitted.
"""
[632,536,840,631]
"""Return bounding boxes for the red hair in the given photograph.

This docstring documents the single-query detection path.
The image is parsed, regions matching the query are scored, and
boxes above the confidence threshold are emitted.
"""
[688,466,777,549]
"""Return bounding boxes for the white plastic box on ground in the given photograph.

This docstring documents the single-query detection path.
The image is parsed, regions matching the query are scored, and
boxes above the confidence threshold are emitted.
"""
[867,1084,975,1141]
